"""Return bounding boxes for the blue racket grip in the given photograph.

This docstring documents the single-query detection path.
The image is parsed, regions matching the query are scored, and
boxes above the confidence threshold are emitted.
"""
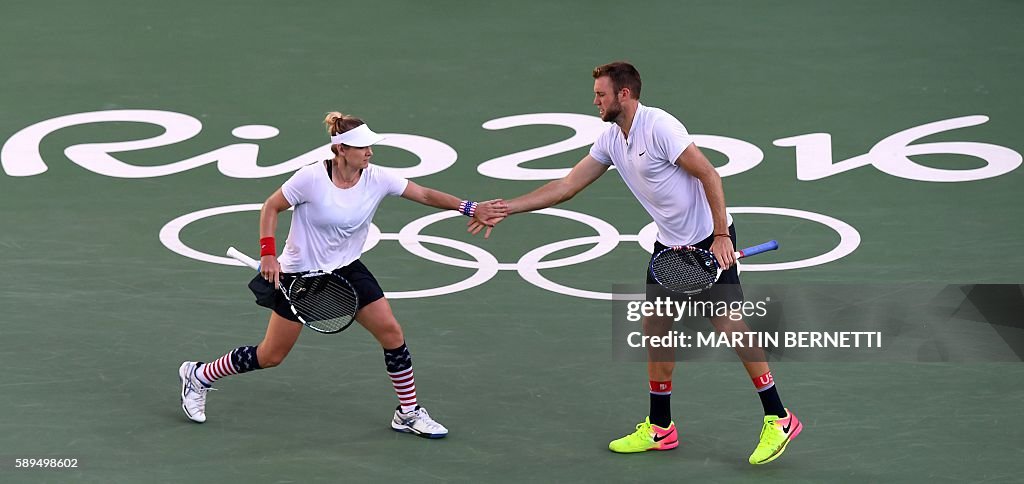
[737,240,778,259]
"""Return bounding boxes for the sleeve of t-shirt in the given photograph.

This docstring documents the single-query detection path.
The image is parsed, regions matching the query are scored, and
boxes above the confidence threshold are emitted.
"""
[588,131,614,166]
[375,166,410,197]
[650,113,694,165]
[281,166,315,206]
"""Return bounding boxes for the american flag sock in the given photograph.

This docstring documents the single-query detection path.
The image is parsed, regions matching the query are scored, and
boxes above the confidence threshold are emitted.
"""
[196,346,261,387]
[384,343,417,413]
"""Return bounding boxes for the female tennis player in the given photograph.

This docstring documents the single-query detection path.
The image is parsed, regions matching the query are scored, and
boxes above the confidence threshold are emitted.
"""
[178,111,507,438]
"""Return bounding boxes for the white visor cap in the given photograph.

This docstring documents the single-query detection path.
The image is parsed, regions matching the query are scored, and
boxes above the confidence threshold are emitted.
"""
[330,124,385,147]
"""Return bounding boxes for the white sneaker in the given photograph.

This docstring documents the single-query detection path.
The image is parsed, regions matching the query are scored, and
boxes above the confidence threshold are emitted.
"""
[178,361,213,423]
[391,406,448,438]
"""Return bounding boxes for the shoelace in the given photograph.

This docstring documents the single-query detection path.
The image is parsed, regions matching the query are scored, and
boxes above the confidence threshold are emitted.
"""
[186,377,215,404]
[410,409,443,431]
[632,422,653,439]
[758,419,781,446]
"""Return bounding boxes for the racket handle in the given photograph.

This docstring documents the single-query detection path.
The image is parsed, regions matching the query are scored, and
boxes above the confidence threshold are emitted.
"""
[226,246,260,270]
[736,240,778,259]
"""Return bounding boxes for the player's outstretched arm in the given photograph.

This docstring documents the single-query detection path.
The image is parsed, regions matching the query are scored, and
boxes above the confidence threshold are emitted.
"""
[402,181,508,238]
[506,155,609,214]
[468,155,609,237]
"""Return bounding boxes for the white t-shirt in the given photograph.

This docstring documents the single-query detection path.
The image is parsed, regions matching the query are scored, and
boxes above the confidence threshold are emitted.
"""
[589,103,714,246]
[277,162,409,272]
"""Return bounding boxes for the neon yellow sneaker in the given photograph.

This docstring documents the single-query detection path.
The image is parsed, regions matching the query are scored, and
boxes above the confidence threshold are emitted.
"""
[608,417,678,453]
[748,409,802,464]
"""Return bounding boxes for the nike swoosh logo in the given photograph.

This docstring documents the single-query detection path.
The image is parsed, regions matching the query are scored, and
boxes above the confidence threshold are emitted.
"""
[782,420,792,433]
[639,150,646,157]
[653,432,671,442]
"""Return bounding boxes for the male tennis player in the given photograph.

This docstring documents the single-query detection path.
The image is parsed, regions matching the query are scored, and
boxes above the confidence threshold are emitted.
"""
[179,111,506,438]
[470,62,801,464]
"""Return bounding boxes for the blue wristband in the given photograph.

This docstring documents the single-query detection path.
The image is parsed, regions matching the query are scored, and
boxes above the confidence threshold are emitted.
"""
[458,200,478,217]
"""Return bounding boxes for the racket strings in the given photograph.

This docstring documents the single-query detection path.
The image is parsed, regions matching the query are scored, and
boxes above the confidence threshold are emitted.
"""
[650,250,718,294]
[288,274,359,333]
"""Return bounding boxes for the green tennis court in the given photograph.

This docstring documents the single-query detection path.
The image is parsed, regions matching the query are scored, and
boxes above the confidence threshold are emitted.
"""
[2,1,1022,482]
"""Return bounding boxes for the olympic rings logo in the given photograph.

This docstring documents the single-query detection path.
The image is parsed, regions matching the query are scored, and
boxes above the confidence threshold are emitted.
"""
[160,205,861,300]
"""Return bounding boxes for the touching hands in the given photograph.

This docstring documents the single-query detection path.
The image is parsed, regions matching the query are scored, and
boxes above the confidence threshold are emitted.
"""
[468,199,508,238]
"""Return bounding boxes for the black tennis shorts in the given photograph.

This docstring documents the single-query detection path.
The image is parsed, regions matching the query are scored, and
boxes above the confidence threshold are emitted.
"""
[645,224,744,306]
[248,259,386,323]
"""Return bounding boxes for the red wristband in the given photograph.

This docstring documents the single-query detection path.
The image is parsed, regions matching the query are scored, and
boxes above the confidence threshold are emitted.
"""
[714,233,731,238]
[259,236,276,257]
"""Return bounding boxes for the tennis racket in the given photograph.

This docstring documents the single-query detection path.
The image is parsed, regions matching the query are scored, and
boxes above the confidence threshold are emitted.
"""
[226,247,359,334]
[649,240,779,295]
